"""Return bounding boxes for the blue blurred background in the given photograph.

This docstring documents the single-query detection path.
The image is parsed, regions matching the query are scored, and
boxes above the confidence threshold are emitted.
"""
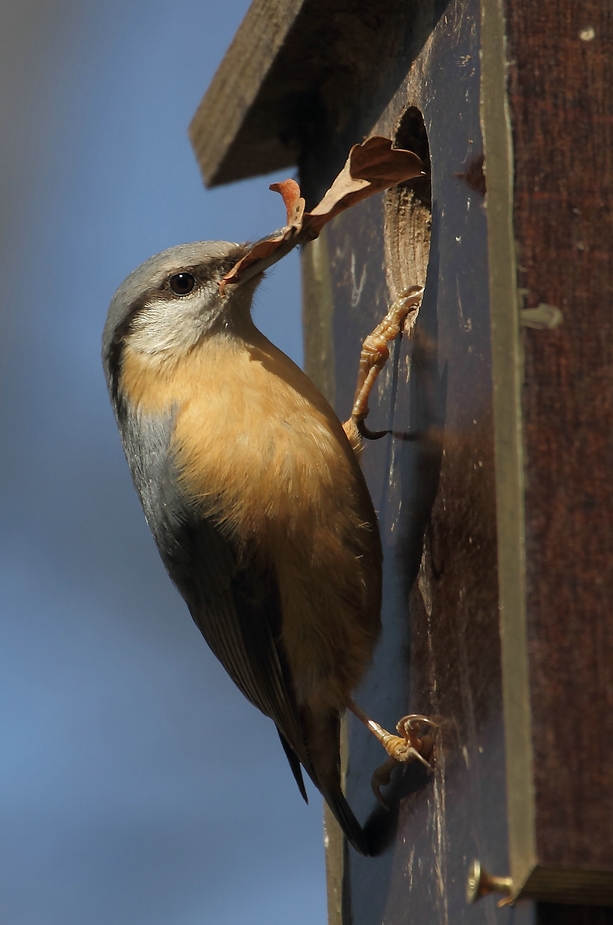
[0,2,327,923]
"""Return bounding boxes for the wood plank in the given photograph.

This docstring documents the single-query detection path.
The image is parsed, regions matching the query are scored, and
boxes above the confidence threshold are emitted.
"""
[189,0,305,186]
[504,0,613,894]
[190,0,613,915]
[189,0,434,188]
[299,1,522,920]
[481,0,535,899]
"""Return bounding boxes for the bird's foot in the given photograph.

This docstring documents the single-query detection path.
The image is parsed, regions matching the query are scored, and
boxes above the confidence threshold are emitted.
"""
[372,716,438,804]
[342,286,424,453]
[379,714,438,764]
[371,756,397,807]
[348,704,437,806]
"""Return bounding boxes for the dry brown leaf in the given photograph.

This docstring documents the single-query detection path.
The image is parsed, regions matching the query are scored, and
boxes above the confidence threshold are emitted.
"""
[269,179,305,228]
[219,182,305,292]
[303,136,423,235]
[220,135,423,291]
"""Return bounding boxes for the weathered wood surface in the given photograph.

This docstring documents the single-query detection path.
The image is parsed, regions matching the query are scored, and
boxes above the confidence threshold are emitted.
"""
[537,905,613,925]
[189,0,305,186]
[191,0,613,918]
[300,2,524,920]
[504,0,613,889]
[190,0,455,189]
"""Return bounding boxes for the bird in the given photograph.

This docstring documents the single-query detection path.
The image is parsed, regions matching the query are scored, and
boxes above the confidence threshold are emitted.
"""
[102,240,431,855]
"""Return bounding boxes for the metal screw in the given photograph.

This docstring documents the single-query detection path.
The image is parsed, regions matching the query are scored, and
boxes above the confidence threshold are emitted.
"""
[466,859,513,904]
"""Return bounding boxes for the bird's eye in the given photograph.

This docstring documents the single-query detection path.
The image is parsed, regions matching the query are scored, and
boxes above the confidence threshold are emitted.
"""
[169,272,196,295]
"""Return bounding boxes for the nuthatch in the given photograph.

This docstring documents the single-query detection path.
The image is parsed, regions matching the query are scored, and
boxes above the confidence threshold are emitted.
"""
[102,241,434,855]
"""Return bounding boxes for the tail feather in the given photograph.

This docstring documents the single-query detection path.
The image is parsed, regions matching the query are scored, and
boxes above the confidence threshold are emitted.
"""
[321,786,369,856]
[278,730,309,803]
[279,713,369,855]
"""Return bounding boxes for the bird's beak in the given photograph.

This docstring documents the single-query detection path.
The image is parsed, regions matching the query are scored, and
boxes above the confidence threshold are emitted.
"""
[223,229,301,294]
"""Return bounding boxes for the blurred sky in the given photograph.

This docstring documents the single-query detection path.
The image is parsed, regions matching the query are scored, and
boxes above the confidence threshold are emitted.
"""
[0,2,328,924]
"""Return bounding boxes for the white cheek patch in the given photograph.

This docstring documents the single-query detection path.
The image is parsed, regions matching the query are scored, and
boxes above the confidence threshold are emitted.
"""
[129,294,206,357]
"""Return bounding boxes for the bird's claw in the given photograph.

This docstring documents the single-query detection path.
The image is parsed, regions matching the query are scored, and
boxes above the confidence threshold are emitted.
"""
[371,714,437,806]
[381,714,437,763]
[343,286,424,452]
[396,713,439,735]
[371,757,397,807]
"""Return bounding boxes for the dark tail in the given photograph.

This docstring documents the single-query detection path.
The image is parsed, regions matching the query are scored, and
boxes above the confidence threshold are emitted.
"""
[278,730,309,803]
[279,713,369,855]
[321,785,369,856]
[306,710,369,856]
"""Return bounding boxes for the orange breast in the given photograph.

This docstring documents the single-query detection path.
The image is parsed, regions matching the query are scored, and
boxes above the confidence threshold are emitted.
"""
[121,330,381,709]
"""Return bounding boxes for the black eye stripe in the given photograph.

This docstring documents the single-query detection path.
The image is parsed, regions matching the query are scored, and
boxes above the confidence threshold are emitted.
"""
[169,272,196,295]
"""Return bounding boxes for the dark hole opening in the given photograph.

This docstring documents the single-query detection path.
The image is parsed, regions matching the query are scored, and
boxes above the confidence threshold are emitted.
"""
[394,106,431,211]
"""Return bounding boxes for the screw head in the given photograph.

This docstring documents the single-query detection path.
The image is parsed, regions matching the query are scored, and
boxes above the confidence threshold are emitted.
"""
[466,859,482,903]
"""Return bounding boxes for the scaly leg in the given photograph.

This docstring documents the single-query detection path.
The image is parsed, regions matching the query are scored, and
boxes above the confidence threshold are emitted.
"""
[348,701,437,805]
[342,286,423,452]
[342,287,433,803]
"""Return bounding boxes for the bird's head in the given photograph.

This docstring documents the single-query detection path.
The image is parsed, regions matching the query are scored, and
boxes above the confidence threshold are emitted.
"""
[102,240,259,374]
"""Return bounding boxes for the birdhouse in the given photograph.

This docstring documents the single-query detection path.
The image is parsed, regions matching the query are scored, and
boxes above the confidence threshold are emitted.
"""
[189,1,613,921]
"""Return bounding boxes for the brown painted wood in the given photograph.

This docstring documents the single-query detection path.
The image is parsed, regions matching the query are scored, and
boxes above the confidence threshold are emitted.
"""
[538,905,613,925]
[504,0,613,883]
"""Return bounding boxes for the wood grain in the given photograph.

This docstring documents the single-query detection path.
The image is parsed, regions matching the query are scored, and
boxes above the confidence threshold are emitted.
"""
[189,0,305,186]
[505,0,613,876]
[304,2,523,921]
[189,0,613,916]
[190,0,441,189]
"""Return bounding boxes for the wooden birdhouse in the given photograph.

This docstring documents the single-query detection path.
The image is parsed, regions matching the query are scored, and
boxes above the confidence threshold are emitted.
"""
[189,1,613,922]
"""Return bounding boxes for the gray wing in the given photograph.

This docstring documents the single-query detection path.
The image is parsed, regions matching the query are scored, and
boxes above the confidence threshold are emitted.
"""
[119,410,369,853]
[118,407,312,782]
[170,518,368,853]
[165,512,370,853]
[153,478,314,787]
